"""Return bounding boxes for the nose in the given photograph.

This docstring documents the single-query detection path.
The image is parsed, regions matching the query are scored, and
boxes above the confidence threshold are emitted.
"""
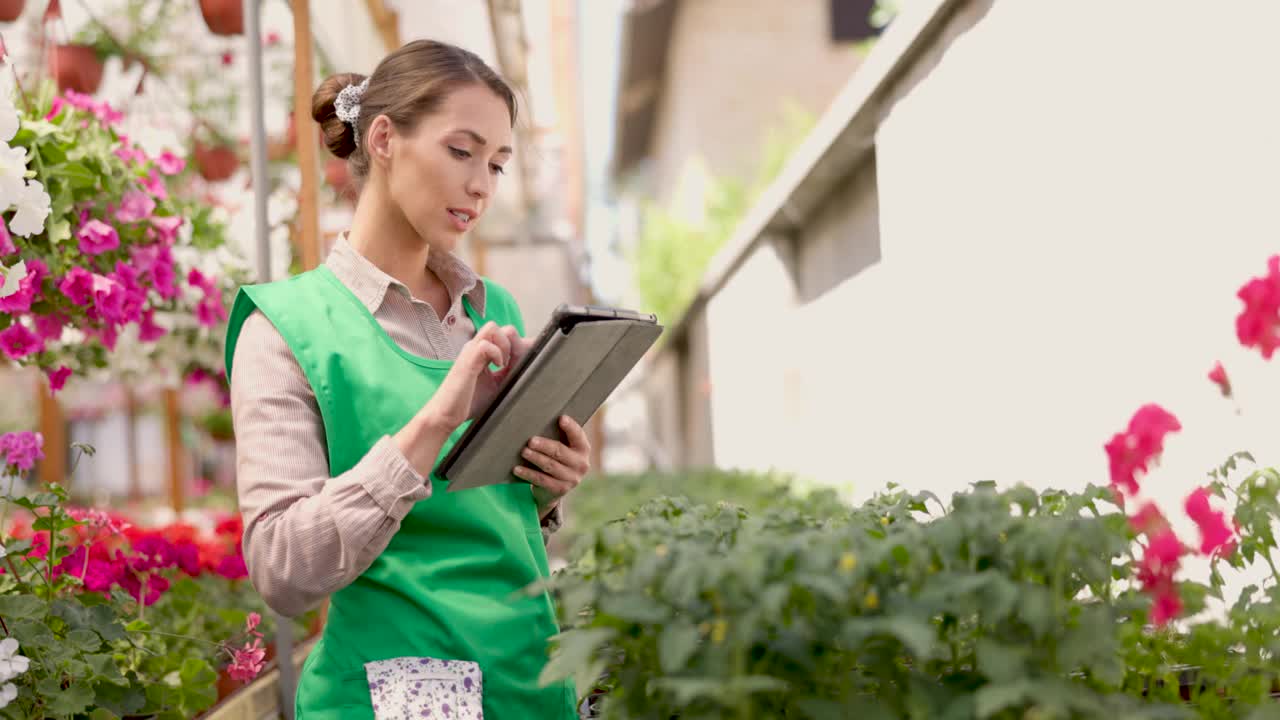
[465,169,491,201]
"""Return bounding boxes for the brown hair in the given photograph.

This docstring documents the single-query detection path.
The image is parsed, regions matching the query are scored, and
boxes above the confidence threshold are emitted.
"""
[311,39,517,185]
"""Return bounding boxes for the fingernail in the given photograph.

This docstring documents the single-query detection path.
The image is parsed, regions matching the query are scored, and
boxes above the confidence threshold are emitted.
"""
[513,467,526,477]
[521,448,534,459]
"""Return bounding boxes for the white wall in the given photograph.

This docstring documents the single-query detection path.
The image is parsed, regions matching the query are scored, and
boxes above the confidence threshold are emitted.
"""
[704,0,1280,572]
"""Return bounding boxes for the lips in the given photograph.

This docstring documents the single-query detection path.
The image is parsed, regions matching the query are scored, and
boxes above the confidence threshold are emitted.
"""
[447,208,475,232]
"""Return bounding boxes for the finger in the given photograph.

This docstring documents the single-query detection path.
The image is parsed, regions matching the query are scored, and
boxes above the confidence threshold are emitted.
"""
[529,436,589,474]
[467,339,504,373]
[520,446,577,482]
[500,325,524,362]
[512,465,571,494]
[559,415,592,453]
[474,322,509,367]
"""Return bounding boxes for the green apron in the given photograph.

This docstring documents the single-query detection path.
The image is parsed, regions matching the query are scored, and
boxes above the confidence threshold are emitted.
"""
[224,266,577,719]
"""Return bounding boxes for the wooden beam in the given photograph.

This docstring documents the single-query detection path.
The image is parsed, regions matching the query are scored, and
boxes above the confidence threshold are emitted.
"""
[36,380,65,486]
[165,387,184,514]
[292,0,321,271]
[363,0,401,51]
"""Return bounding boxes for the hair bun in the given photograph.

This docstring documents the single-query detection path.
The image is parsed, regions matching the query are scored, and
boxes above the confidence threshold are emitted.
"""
[312,72,367,159]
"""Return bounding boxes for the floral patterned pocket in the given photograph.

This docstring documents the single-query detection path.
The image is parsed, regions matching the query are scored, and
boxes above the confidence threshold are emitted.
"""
[364,656,484,719]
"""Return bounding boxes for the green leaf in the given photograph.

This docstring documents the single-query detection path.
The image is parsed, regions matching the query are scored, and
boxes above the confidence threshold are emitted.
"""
[179,656,217,686]
[24,120,61,138]
[67,628,102,652]
[974,681,1033,717]
[1,539,31,557]
[657,620,701,673]
[58,161,97,189]
[125,619,152,633]
[92,680,147,717]
[85,653,126,684]
[46,218,72,246]
[539,627,615,699]
[976,638,1026,683]
[46,677,95,716]
[13,618,56,650]
[598,592,670,624]
[0,594,45,620]
[842,616,936,659]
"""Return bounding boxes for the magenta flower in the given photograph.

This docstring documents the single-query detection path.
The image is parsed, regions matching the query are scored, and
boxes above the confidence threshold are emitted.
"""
[32,313,65,342]
[215,553,247,580]
[115,190,155,224]
[77,219,120,256]
[0,431,44,471]
[45,365,71,393]
[227,637,267,683]
[1104,404,1182,498]
[0,323,42,360]
[59,266,94,306]
[90,274,127,325]
[0,219,14,255]
[156,151,185,176]
[1184,487,1235,556]
[138,308,167,342]
[150,216,183,245]
[0,258,46,314]
[141,170,168,201]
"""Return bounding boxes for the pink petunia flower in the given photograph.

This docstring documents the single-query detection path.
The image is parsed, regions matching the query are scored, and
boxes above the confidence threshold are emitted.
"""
[115,190,155,224]
[77,219,120,256]
[0,431,44,471]
[0,323,43,360]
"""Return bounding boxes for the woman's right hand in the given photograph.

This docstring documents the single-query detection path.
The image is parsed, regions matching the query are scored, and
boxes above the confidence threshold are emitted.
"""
[395,322,530,476]
[423,321,529,433]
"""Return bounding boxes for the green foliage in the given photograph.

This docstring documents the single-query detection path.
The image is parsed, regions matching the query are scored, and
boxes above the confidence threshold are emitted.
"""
[542,460,1280,719]
[630,104,815,326]
[560,467,847,556]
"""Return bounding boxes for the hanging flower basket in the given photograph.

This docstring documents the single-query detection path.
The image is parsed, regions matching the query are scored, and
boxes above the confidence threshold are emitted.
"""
[50,43,103,94]
[0,0,25,22]
[199,0,243,36]
[193,140,239,182]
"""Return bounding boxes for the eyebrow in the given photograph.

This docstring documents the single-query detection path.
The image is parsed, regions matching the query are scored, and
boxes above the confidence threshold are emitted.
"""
[455,129,512,155]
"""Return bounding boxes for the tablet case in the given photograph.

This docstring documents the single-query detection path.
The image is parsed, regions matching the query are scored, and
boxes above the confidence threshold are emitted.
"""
[439,317,663,492]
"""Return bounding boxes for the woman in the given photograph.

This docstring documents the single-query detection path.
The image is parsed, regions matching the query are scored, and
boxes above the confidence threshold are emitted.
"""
[224,39,585,719]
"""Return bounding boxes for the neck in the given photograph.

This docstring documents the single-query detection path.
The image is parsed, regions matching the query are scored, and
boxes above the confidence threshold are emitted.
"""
[346,181,434,289]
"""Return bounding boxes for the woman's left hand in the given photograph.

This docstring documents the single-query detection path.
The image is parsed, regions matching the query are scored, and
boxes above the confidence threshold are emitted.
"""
[515,415,591,516]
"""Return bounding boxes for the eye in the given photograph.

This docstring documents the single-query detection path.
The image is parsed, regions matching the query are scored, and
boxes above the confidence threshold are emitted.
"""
[449,146,471,159]
[490,164,506,176]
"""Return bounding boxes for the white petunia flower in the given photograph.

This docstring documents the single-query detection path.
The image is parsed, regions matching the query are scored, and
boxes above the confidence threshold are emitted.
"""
[0,144,26,210]
[0,682,14,708]
[9,180,50,237]
[0,258,24,298]
[0,638,29,683]
[0,92,18,144]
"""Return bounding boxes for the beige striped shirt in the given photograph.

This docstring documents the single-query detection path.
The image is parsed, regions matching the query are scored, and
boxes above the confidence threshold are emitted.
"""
[230,237,561,617]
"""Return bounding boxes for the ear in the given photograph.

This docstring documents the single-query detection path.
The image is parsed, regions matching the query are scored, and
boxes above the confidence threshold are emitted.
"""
[365,114,394,168]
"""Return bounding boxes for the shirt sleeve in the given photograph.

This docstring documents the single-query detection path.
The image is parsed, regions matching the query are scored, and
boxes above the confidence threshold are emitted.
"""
[230,310,431,617]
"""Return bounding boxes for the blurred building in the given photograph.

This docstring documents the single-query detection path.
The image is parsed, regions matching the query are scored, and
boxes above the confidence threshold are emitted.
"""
[602,0,874,470]
[614,0,1280,565]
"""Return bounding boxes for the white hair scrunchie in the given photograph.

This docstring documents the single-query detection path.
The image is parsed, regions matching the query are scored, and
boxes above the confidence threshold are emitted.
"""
[333,77,370,147]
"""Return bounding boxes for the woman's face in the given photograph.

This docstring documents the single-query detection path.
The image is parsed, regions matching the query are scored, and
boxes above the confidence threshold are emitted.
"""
[384,83,513,252]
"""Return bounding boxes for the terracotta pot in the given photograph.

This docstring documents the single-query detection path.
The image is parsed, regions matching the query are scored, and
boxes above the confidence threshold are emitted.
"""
[199,0,243,35]
[214,667,238,702]
[0,0,25,22]
[193,141,239,182]
[50,44,102,94]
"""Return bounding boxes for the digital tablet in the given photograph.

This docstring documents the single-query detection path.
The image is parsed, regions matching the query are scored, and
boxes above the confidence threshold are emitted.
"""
[437,303,663,492]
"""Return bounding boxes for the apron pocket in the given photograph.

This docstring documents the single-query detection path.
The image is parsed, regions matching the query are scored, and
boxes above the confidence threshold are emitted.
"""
[364,656,484,719]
